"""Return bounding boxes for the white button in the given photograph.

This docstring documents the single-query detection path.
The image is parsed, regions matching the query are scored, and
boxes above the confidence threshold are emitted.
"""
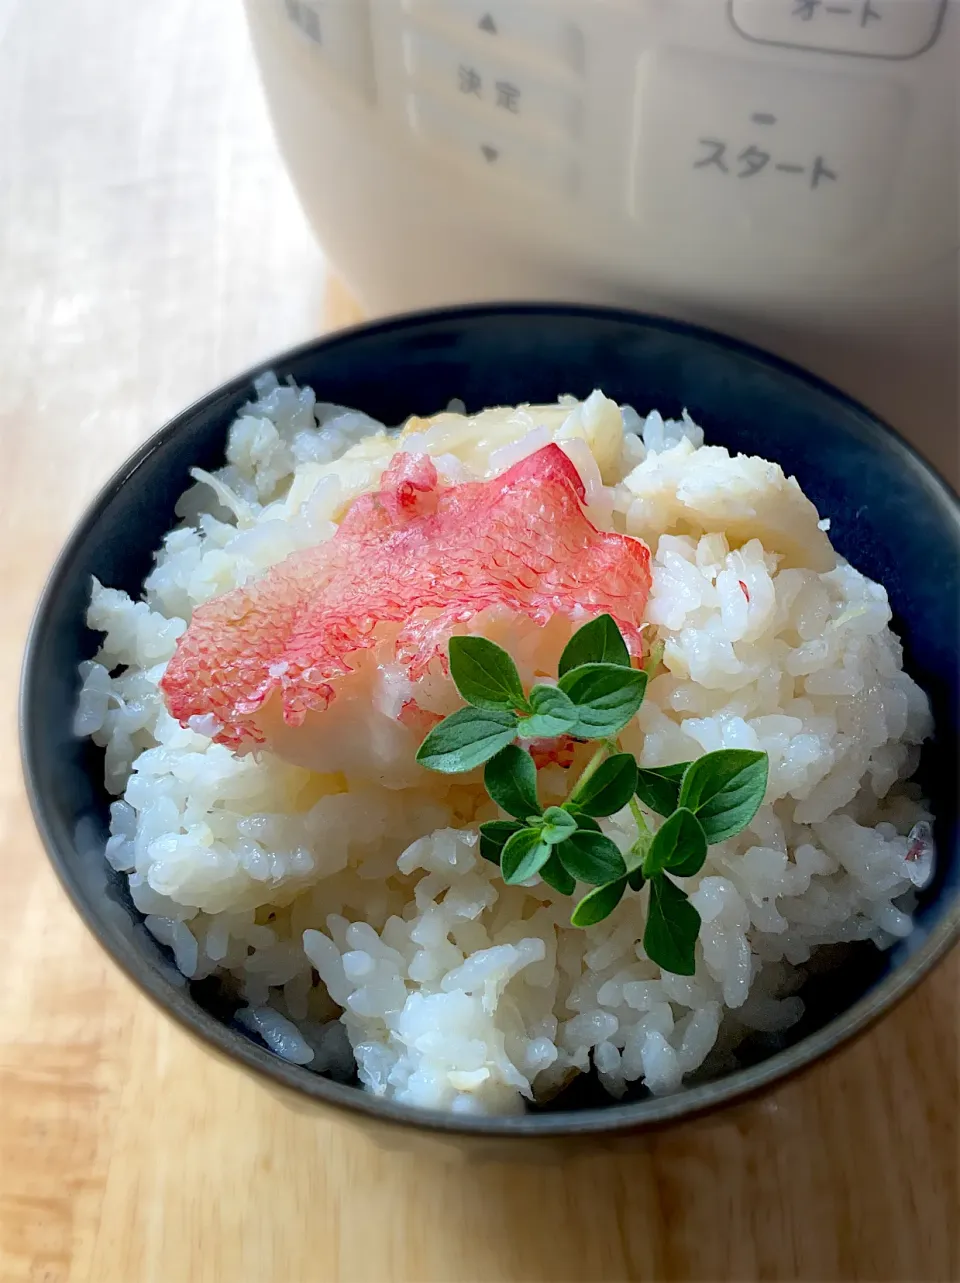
[403,30,583,138]
[409,94,579,195]
[731,0,947,59]
[283,0,375,100]
[403,0,585,74]
[632,48,906,258]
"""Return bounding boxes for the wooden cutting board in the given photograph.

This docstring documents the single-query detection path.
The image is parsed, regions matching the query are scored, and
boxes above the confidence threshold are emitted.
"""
[0,2,955,1280]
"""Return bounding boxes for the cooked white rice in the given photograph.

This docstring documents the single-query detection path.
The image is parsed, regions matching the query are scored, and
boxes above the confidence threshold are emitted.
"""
[75,377,934,1114]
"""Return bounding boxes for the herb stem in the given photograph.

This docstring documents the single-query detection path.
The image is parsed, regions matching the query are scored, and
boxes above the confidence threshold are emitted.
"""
[624,799,653,875]
[624,840,649,875]
[628,795,650,835]
[568,742,609,803]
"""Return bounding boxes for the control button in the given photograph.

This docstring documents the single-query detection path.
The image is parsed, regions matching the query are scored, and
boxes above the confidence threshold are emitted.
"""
[409,94,579,194]
[283,0,375,100]
[730,0,947,59]
[403,0,586,74]
[632,48,906,256]
[403,30,583,137]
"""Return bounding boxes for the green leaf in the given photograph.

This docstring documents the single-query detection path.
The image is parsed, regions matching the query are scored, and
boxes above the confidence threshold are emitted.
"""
[416,707,518,774]
[558,614,631,676]
[627,868,646,892]
[478,820,522,865]
[483,745,541,820]
[516,684,578,738]
[539,851,576,897]
[556,830,628,886]
[634,762,691,817]
[677,749,769,844]
[447,635,527,712]
[558,663,648,738]
[570,877,628,927]
[500,827,553,885]
[569,753,638,817]
[573,812,601,833]
[643,807,707,879]
[541,806,577,845]
[669,819,710,877]
[643,874,701,976]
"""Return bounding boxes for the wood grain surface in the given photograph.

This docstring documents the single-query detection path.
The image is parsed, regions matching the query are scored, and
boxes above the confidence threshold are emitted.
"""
[0,3,956,1281]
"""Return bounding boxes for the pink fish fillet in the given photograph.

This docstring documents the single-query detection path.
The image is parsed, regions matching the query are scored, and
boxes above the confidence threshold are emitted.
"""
[161,443,652,748]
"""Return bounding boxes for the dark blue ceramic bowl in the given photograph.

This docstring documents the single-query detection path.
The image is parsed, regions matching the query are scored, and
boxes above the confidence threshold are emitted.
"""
[19,305,960,1148]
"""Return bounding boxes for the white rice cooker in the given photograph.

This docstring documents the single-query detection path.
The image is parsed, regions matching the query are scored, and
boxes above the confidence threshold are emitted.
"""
[244,0,959,480]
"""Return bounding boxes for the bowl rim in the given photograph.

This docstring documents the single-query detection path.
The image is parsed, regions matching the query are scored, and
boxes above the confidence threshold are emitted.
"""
[19,301,960,1140]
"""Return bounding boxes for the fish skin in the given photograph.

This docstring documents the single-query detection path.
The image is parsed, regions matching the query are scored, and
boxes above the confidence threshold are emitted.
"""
[161,445,652,748]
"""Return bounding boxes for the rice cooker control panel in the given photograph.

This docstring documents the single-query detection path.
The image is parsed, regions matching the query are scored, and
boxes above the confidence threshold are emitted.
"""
[265,0,956,298]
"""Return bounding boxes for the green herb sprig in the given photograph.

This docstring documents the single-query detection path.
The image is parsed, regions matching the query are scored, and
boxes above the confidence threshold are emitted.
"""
[416,616,768,976]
